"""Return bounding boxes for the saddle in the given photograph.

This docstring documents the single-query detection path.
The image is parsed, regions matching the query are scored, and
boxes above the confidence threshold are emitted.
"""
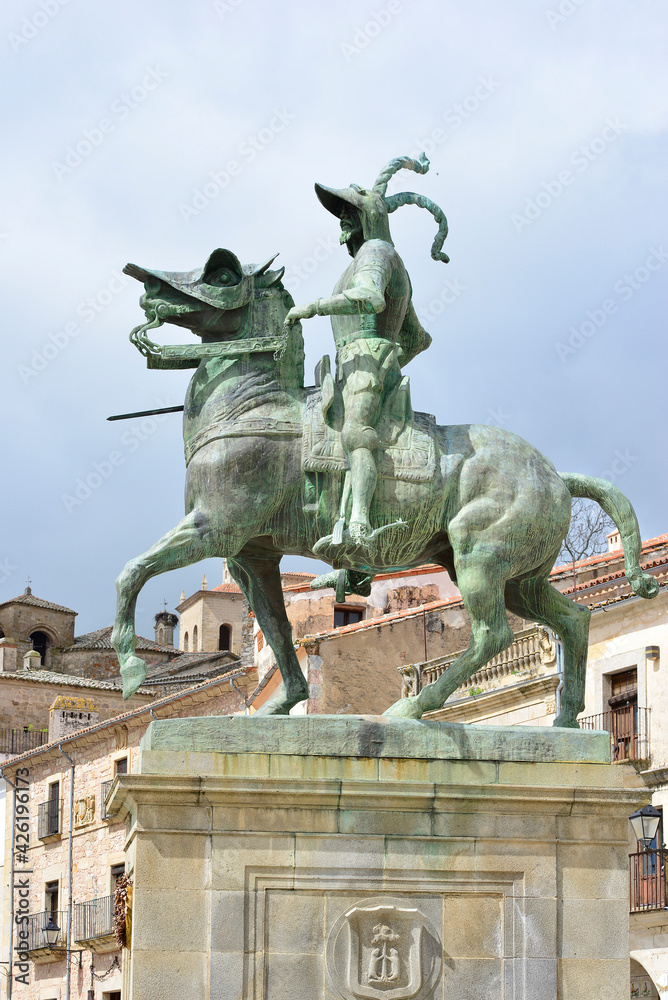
[302,356,437,483]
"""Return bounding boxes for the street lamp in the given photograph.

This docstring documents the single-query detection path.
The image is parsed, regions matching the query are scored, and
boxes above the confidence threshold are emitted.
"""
[41,915,60,948]
[629,804,662,851]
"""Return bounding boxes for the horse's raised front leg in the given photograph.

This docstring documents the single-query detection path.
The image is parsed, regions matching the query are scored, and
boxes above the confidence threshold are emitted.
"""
[112,510,215,699]
[227,551,309,715]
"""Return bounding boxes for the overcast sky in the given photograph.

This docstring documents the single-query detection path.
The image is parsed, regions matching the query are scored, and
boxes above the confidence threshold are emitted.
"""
[2,0,666,641]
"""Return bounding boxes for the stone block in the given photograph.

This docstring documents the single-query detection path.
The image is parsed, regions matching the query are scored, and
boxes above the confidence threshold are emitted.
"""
[132,887,208,952]
[130,949,208,1000]
[443,894,503,959]
[559,957,630,999]
[134,831,211,891]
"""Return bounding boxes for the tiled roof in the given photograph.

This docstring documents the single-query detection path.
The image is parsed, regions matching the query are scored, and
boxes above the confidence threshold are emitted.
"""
[0,666,253,766]
[144,649,239,679]
[62,626,172,653]
[211,583,242,594]
[0,589,77,615]
[0,669,155,694]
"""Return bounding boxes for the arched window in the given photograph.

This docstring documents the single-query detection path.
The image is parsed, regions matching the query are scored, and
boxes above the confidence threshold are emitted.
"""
[192,625,198,652]
[218,624,231,651]
[183,631,189,652]
[158,626,165,644]
[30,631,50,666]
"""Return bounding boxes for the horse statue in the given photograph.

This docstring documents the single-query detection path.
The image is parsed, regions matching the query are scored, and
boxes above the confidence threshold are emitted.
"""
[110,240,658,724]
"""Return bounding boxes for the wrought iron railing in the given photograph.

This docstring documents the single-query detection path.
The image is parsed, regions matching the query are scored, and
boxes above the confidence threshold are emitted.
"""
[26,910,67,952]
[0,727,48,754]
[37,798,61,838]
[630,850,668,912]
[579,706,650,762]
[74,895,114,942]
[100,779,116,820]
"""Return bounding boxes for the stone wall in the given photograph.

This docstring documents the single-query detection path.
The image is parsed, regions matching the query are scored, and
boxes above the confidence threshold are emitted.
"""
[0,675,153,733]
[0,682,249,1000]
[298,604,528,716]
[59,647,172,681]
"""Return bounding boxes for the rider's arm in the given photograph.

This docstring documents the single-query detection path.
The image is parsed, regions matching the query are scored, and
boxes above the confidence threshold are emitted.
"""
[285,252,390,323]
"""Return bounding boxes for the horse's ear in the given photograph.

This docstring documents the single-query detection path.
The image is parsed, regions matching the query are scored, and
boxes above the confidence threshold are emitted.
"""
[257,266,285,288]
[249,253,280,276]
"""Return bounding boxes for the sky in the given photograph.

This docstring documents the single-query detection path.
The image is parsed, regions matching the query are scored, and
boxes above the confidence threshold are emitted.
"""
[1,0,666,642]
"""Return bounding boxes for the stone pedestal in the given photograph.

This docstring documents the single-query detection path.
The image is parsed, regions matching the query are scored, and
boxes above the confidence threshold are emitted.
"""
[110,716,643,1000]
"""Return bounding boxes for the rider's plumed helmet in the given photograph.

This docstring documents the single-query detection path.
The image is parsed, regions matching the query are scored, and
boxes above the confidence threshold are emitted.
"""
[314,153,450,262]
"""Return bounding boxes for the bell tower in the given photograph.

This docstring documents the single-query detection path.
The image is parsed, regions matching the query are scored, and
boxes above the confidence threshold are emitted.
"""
[154,610,178,647]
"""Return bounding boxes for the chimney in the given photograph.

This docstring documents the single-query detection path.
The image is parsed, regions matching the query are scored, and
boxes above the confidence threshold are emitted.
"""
[48,696,100,742]
[154,611,178,647]
[23,649,42,671]
[607,530,622,553]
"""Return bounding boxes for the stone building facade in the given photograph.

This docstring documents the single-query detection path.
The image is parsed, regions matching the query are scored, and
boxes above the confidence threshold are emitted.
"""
[0,669,253,1000]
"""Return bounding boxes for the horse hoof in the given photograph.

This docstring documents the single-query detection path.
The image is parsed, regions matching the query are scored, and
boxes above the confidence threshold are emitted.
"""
[121,655,148,700]
[252,684,307,716]
[383,696,424,719]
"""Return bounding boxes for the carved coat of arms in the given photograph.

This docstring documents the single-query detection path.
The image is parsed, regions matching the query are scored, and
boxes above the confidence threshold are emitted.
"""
[327,900,441,1000]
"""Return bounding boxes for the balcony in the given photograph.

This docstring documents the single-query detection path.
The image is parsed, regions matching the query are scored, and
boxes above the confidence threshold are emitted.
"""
[37,798,61,839]
[402,625,557,697]
[630,850,668,912]
[0,727,48,755]
[579,706,650,763]
[101,779,117,820]
[25,910,67,961]
[73,895,116,952]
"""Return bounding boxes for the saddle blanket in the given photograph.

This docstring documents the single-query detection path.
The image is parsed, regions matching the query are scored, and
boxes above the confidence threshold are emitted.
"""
[302,387,437,484]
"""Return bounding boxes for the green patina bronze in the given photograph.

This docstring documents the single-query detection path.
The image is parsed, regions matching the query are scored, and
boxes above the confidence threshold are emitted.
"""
[112,154,658,724]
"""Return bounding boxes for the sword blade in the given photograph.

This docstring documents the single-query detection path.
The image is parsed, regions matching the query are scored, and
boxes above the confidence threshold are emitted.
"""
[106,405,184,422]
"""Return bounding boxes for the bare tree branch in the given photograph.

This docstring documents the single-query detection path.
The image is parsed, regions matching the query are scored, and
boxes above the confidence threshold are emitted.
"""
[559,499,615,593]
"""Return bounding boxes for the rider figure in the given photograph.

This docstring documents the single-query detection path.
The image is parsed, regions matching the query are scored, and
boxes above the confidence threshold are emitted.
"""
[285,154,449,557]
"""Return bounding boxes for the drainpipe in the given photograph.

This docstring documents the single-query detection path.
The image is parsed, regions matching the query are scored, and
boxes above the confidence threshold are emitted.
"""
[57,746,75,1000]
[0,769,17,1000]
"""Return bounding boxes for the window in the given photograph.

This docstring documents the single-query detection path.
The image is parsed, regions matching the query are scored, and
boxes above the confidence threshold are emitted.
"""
[333,606,364,628]
[115,757,128,775]
[608,668,638,761]
[193,625,198,651]
[218,624,231,651]
[38,781,61,838]
[183,631,189,652]
[30,630,50,665]
[45,880,59,918]
[110,863,125,889]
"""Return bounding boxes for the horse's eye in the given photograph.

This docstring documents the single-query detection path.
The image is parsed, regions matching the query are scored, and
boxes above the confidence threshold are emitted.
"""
[208,268,239,286]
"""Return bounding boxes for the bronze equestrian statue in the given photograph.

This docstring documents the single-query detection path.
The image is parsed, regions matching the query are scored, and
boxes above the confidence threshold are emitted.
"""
[111,154,658,723]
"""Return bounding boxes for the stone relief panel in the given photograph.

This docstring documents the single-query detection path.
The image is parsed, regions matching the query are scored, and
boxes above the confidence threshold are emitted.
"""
[326,898,442,1000]
[240,866,522,999]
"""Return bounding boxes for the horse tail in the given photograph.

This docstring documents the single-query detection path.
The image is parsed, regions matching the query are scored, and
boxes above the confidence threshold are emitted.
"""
[559,472,659,599]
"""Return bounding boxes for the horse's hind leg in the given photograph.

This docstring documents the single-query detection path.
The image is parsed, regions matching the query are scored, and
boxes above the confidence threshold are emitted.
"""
[227,551,309,715]
[505,576,591,728]
[384,548,515,718]
[112,510,215,699]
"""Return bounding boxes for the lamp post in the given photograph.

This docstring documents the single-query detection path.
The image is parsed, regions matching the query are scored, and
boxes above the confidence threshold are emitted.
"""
[41,915,60,948]
[40,917,82,967]
[629,804,662,851]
